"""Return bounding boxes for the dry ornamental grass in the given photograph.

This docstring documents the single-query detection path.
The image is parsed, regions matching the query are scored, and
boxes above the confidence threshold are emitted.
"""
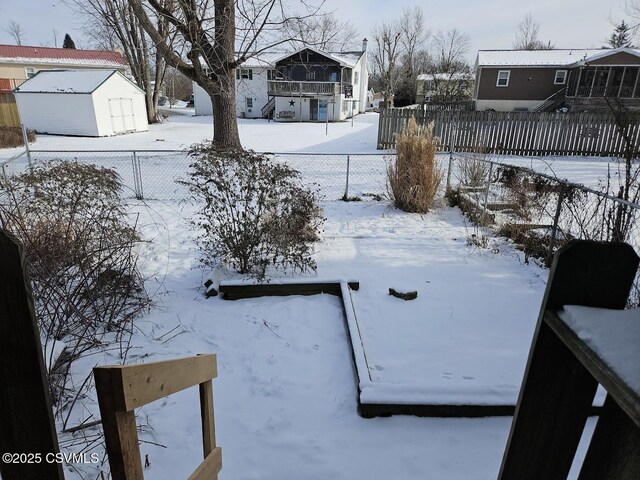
[387,118,443,213]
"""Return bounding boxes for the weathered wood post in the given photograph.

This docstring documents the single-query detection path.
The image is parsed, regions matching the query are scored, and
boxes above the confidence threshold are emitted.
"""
[499,240,639,480]
[0,230,65,480]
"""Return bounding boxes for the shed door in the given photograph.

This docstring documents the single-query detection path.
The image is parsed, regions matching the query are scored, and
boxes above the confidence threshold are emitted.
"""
[109,98,135,134]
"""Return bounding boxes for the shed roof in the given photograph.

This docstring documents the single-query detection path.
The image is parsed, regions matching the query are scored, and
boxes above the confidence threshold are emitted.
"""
[0,44,128,68]
[14,69,133,94]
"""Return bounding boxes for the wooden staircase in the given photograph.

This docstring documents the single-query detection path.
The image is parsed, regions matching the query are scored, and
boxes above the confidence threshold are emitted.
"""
[262,97,275,119]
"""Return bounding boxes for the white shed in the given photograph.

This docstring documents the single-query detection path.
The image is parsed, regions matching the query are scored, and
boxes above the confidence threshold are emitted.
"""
[14,70,148,136]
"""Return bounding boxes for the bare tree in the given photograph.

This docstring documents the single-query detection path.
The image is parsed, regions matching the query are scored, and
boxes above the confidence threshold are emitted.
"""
[371,19,403,107]
[5,20,26,46]
[423,28,472,103]
[126,0,324,150]
[621,2,640,42]
[51,28,59,47]
[165,66,193,104]
[284,12,359,51]
[396,7,429,105]
[513,13,553,50]
[65,0,172,124]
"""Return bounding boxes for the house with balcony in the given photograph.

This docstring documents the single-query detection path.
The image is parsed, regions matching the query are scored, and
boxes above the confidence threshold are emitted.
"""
[193,41,369,122]
[0,44,129,93]
[473,47,640,112]
[193,52,283,118]
[266,42,369,122]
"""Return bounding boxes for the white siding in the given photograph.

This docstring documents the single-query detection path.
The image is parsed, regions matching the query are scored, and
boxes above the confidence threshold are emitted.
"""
[15,93,100,136]
[15,71,147,137]
[92,74,148,135]
[236,68,270,118]
[194,68,271,118]
[194,82,212,115]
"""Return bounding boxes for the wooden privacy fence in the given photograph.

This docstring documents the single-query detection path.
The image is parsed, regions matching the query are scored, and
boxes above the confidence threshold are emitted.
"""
[94,354,221,480]
[377,108,640,157]
[0,93,21,128]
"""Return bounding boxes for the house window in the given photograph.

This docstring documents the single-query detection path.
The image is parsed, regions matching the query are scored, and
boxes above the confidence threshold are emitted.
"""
[496,70,510,87]
[554,70,567,85]
[235,69,253,80]
[354,72,359,85]
[246,97,253,109]
[267,69,277,80]
[305,70,316,80]
[25,67,36,78]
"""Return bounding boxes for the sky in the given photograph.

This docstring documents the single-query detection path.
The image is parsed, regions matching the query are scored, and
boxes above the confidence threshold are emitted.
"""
[0,0,632,64]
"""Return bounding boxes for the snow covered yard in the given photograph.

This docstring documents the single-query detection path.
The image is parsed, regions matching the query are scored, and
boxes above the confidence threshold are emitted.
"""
[57,196,561,480]
[1,112,612,479]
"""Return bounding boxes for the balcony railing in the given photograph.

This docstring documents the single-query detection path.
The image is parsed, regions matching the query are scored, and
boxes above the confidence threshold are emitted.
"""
[268,80,351,97]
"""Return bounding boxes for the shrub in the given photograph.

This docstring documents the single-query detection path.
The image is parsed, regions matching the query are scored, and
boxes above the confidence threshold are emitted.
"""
[0,126,36,148]
[457,146,491,188]
[0,161,149,406]
[182,145,324,279]
[387,118,443,213]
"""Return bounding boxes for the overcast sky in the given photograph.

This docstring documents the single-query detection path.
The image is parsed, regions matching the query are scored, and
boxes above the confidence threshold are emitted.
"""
[0,0,631,63]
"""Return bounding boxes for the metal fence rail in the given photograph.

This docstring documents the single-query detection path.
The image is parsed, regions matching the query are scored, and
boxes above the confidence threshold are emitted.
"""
[445,152,640,304]
[1,149,392,201]
[2,147,639,302]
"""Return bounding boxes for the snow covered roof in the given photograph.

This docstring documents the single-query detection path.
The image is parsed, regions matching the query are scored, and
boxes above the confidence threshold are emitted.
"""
[14,69,127,94]
[476,48,640,67]
[417,73,475,81]
[237,52,284,68]
[273,46,363,68]
[0,44,128,68]
[329,51,365,68]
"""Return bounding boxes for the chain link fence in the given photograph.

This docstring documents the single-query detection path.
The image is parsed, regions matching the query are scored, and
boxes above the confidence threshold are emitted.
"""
[445,152,640,304]
[2,147,639,302]
[1,149,391,201]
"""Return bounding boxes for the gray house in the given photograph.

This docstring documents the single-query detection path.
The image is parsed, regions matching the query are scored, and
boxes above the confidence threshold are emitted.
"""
[473,47,640,112]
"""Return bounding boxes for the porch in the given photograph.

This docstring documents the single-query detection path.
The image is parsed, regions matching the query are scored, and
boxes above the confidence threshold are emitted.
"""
[267,80,351,97]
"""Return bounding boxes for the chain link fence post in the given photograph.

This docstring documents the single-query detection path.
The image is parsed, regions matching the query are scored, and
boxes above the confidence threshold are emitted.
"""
[21,124,32,171]
[446,152,454,193]
[480,161,494,227]
[132,151,144,200]
[342,154,351,200]
[547,183,566,265]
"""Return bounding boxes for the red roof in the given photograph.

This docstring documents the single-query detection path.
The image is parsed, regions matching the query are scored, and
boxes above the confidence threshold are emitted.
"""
[0,44,128,67]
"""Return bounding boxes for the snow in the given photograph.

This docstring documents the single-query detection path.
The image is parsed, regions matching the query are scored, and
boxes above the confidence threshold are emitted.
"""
[559,305,640,395]
[14,70,118,94]
[0,111,612,479]
[476,49,619,67]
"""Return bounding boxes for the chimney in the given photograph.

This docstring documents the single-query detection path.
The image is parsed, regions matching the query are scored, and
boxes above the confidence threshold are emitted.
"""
[362,38,368,52]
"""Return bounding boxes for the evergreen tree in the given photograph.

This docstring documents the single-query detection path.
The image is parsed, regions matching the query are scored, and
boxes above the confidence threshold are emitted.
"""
[62,33,76,49]
[607,21,633,48]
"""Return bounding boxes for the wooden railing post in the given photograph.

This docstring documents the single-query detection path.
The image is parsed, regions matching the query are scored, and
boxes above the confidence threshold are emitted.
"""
[94,354,221,480]
[0,230,65,480]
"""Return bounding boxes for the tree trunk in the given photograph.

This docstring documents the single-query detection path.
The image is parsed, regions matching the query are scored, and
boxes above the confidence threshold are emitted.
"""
[211,0,242,150]
[212,74,241,150]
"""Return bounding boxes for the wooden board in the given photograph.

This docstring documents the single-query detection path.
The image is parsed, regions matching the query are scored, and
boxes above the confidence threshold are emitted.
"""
[498,240,640,480]
[0,230,64,480]
[95,354,217,411]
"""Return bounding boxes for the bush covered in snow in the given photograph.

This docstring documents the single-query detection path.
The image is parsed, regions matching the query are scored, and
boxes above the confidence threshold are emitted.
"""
[182,145,324,279]
[387,118,443,213]
[0,161,149,406]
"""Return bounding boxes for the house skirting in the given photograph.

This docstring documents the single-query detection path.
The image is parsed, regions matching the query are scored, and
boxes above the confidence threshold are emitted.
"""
[475,99,541,112]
